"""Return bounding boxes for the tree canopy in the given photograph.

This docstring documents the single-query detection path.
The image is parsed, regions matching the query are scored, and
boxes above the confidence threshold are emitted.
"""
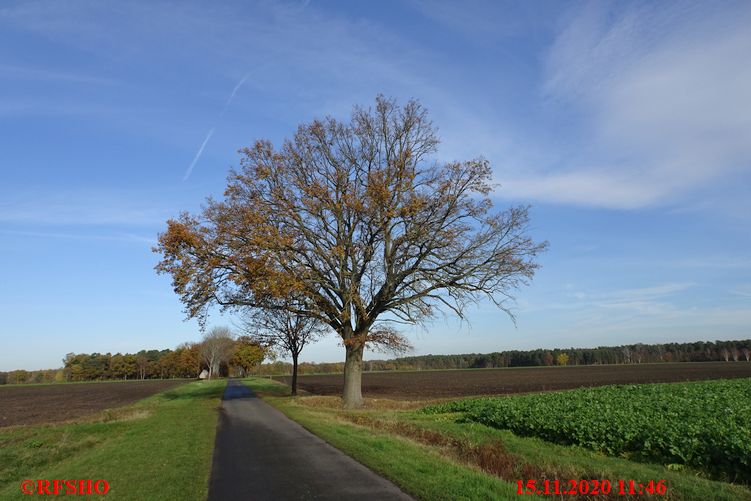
[230,335,268,376]
[155,95,547,407]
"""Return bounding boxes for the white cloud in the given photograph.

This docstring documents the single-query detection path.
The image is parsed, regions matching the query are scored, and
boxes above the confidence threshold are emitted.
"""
[501,169,665,210]
[501,2,751,210]
[0,63,115,85]
[537,281,751,341]
[406,0,535,41]
[606,283,694,301]
[568,282,695,314]
[524,282,695,313]
[0,189,171,226]
[668,256,751,270]
[0,229,155,245]
[731,285,751,298]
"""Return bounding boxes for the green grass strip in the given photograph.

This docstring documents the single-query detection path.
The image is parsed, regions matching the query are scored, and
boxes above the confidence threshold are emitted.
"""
[402,412,751,501]
[245,377,751,501]
[0,380,226,500]
[243,378,520,500]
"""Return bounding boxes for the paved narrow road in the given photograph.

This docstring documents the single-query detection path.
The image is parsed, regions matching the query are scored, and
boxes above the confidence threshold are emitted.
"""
[207,379,414,501]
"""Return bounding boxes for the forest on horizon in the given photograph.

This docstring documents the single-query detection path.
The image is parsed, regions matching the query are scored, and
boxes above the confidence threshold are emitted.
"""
[2,338,749,385]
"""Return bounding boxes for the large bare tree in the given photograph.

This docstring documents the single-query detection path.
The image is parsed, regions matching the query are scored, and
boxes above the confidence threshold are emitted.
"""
[155,96,547,407]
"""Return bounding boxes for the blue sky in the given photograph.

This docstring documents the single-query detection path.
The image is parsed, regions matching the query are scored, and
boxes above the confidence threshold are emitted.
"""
[1,0,749,371]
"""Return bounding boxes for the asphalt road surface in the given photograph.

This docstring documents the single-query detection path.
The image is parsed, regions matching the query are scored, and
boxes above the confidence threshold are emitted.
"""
[207,379,414,500]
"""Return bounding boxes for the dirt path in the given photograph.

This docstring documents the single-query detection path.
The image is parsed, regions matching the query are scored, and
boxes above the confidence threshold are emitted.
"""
[207,379,413,500]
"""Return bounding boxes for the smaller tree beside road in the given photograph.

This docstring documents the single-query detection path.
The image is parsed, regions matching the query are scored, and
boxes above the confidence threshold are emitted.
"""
[200,326,235,379]
[243,306,325,396]
[231,336,267,376]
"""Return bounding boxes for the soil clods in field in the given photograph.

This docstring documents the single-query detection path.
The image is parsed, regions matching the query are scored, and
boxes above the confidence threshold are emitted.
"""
[0,380,186,427]
[276,362,751,399]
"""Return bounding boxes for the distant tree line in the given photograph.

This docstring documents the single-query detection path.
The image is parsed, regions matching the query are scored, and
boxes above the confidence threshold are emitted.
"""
[257,339,751,375]
[376,339,751,370]
[0,333,268,385]
[2,338,749,384]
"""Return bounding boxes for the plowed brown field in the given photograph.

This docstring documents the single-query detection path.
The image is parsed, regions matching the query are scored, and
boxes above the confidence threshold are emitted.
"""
[0,379,186,427]
[275,362,751,399]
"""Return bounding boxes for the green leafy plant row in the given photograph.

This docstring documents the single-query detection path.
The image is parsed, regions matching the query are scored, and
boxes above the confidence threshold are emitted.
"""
[422,378,751,483]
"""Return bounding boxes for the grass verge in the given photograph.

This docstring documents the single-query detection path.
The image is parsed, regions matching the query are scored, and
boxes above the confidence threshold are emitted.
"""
[422,379,751,483]
[243,377,516,500]
[0,380,226,500]
[242,377,751,501]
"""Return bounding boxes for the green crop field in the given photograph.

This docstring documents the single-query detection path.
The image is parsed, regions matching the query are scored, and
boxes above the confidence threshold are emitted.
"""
[422,378,751,483]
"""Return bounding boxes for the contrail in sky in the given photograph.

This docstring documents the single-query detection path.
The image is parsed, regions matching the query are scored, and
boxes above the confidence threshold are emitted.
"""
[220,73,250,117]
[183,127,215,181]
[183,74,251,181]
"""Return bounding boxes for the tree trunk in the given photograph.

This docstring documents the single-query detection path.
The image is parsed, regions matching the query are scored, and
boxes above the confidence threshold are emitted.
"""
[343,341,364,409]
[291,354,299,396]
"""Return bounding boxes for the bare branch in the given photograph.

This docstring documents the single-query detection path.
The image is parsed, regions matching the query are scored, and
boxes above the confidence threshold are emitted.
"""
[153,95,547,406]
